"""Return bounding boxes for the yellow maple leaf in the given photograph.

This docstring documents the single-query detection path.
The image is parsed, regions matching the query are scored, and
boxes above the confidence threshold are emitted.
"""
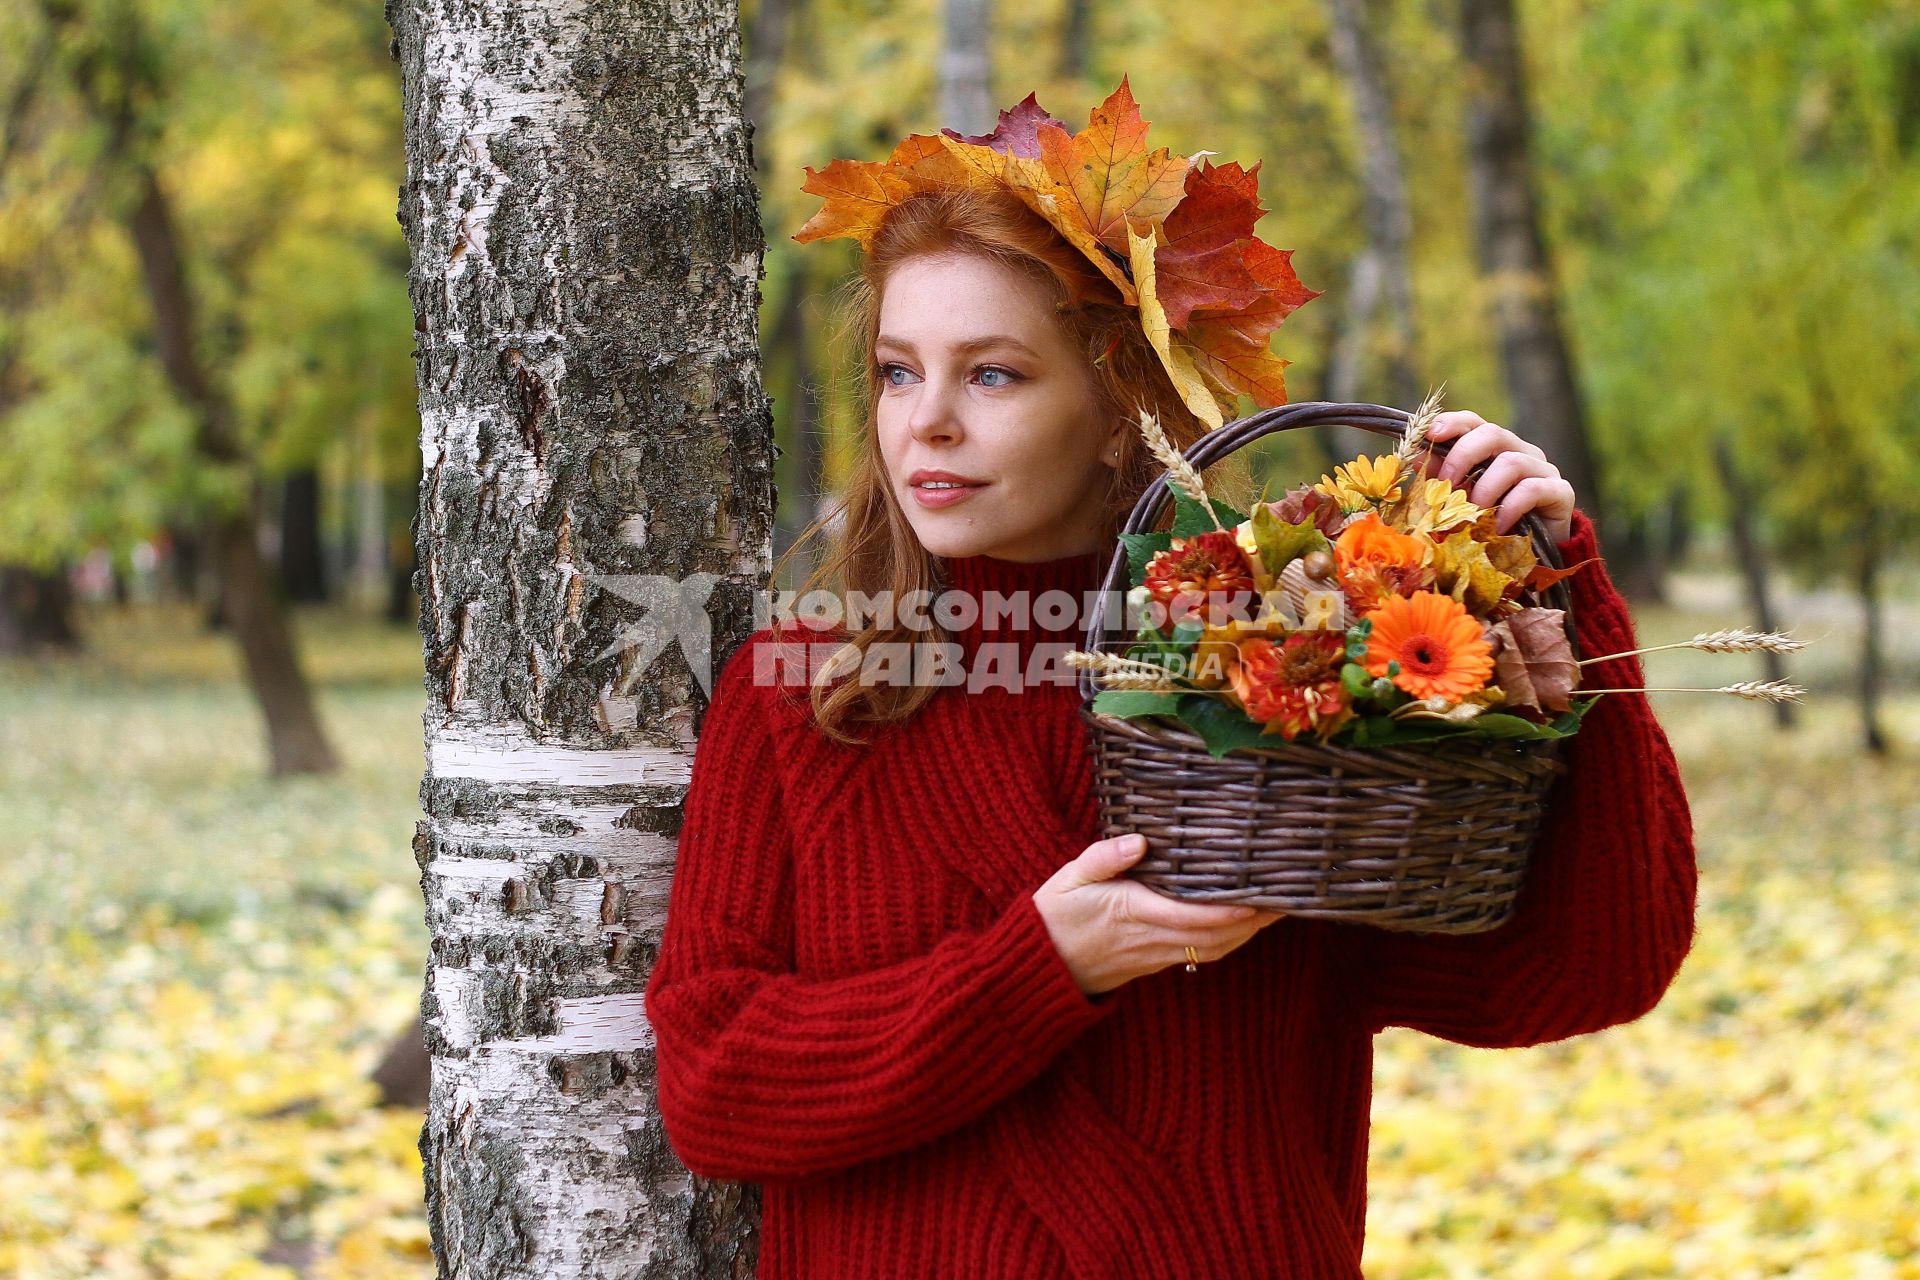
[1128,223,1228,429]
[1429,525,1514,614]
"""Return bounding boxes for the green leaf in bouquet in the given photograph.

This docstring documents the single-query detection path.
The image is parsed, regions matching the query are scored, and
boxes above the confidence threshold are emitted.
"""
[1174,692,1282,758]
[1170,490,1247,538]
[1249,501,1330,575]
[1091,689,1184,719]
[1345,696,1595,746]
[1436,695,1596,742]
[1462,713,1568,739]
[1549,695,1597,734]
[1345,714,1476,747]
[1120,530,1174,583]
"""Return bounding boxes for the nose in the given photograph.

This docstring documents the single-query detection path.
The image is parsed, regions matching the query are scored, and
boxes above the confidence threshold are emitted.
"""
[904,370,964,446]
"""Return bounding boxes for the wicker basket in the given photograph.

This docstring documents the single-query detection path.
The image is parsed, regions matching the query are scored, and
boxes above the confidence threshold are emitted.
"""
[1077,401,1577,934]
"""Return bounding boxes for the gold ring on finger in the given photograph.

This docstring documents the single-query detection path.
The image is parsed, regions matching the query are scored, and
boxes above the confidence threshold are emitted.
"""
[1184,945,1199,973]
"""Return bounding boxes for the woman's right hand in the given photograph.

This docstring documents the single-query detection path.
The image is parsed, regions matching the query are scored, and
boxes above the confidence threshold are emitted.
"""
[1033,834,1282,996]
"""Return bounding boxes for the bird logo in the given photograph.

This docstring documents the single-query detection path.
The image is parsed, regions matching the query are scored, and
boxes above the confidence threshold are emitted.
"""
[586,571,721,694]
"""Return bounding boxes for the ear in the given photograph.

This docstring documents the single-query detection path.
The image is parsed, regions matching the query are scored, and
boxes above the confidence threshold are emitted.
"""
[1099,417,1126,468]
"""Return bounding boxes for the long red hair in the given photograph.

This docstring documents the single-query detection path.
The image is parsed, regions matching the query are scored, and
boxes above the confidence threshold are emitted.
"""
[775,187,1253,745]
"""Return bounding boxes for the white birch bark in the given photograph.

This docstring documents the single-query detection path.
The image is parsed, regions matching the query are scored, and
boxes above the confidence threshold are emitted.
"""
[389,0,773,1272]
[939,0,994,135]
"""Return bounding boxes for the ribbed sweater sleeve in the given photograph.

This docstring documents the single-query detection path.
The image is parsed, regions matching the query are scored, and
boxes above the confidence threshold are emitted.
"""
[1340,508,1699,1046]
[643,631,1118,1185]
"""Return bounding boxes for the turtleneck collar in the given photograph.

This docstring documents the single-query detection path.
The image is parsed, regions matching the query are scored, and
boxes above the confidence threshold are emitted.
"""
[931,547,1108,666]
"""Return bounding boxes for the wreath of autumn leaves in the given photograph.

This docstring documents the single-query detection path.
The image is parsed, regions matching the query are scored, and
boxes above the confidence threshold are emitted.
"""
[793,77,1322,429]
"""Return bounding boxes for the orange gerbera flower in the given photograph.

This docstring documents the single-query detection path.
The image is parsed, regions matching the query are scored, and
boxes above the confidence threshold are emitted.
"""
[1362,591,1496,701]
[1334,513,1433,611]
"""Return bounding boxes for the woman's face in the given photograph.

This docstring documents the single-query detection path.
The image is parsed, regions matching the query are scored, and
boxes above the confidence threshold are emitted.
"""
[873,251,1122,562]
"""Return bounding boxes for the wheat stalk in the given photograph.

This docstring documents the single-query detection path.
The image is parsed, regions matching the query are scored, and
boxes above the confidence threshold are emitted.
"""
[1135,407,1225,531]
[1581,680,1806,703]
[1578,628,1806,666]
[1065,648,1182,690]
[1393,382,1449,468]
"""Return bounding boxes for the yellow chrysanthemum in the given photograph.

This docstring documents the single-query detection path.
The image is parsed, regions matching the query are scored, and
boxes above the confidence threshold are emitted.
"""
[1400,477,1485,536]
[1314,453,1404,510]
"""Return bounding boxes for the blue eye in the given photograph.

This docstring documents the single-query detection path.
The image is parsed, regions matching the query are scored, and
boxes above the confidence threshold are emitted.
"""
[878,363,915,387]
[977,366,1018,387]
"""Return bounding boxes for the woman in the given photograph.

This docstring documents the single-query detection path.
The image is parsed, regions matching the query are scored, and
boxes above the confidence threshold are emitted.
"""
[643,88,1695,1279]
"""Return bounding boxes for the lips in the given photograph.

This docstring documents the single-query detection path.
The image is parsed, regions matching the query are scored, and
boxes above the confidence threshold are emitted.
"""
[906,469,989,509]
[907,469,989,489]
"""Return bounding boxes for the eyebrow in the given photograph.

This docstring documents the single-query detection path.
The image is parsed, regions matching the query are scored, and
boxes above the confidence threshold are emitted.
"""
[874,334,1041,360]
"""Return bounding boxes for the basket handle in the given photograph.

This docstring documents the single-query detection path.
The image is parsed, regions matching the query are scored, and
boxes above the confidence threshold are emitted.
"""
[1077,400,1573,702]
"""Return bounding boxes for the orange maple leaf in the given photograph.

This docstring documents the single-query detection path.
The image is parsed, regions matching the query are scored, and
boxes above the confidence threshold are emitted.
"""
[793,134,993,246]
[1184,318,1294,409]
[1035,76,1190,255]
[1522,557,1597,592]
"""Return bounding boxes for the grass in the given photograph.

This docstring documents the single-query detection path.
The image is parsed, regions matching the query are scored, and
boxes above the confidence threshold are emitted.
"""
[0,603,430,1279]
[0,574,1914,1278]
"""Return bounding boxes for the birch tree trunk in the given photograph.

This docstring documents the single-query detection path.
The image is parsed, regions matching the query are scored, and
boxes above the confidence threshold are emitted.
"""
[1322,0,1419,413]
[940,0,994,135]
[389,0,773,1273]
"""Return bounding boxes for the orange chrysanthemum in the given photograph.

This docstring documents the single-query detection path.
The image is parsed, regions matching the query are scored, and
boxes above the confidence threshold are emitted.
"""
[1144,531,1259,628]
[1227,632,1353,740]
[1334,513,1433,612]
[1362,591,1496,701]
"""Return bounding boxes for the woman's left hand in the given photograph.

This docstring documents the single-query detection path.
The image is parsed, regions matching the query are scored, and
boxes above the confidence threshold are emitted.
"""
[1421,410,1576,546]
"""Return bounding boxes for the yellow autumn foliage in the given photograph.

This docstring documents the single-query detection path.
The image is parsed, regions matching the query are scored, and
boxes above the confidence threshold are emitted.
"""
[3,603,1916,1277]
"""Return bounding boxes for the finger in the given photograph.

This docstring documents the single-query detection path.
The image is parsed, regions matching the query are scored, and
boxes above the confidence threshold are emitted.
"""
[1496,476,1576,535]
[1063,834,1148,886]
[1158,922,1270,964]
[1116,885,1259,929]
[1425,410,1484,441]
[1467,452,1550,509]
[1437,424,1544,485]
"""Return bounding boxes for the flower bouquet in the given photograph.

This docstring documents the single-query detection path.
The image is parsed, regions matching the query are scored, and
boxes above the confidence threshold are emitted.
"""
[1069,395,1802,933]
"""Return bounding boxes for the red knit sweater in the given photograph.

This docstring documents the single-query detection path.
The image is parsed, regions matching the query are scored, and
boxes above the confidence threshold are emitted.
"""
[643,509,1696,1278]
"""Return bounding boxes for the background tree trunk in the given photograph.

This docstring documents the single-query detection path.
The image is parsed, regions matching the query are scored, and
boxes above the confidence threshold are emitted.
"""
[0,563,79,655]
[1713,438,1795,729]
[390,0,773,1273]
[940,0,994,135]
[280,467,329,603]
[1856,528,1889,755]
[1456,0,1641,579]
[744,0,793,172]
[770,261,822,572]
[1057,0,1091,81]
[44,0,341,774]
[1323,0,1421,459]
[126,170,340,775]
